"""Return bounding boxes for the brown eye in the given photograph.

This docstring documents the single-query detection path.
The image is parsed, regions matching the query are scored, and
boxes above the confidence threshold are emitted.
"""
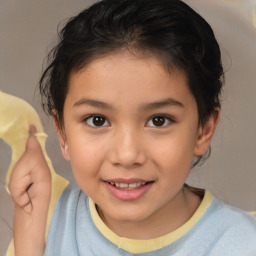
[152,116,165,126]
[146,115,173,127]
[85,115,110,127]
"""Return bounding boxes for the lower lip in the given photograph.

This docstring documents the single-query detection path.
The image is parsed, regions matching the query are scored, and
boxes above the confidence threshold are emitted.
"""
[105,182,153,201]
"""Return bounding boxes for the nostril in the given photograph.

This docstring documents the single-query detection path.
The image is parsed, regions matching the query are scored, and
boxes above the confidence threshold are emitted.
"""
[108,133,147,167]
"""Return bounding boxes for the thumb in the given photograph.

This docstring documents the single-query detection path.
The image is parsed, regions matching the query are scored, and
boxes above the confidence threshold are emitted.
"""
[25,125,38,151]
[9,126,40,213]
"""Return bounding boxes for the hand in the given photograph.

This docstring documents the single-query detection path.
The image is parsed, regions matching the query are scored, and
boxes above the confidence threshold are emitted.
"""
[9,125,52,256]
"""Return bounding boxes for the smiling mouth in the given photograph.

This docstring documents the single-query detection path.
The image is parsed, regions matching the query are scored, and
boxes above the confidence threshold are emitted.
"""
[104,180,154,200]
[106,181,154,190]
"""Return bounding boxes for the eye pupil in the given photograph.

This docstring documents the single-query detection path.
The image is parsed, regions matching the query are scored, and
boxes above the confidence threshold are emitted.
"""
[152,116,165,126]
[93,116,105,126]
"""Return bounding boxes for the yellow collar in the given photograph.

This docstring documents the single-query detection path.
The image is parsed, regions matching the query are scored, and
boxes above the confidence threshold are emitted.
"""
[89,190,213,254]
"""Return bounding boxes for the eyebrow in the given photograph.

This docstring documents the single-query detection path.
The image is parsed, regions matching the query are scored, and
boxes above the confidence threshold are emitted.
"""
[73,97,184,110]
[140,98,184,111]
[73,98,112,109]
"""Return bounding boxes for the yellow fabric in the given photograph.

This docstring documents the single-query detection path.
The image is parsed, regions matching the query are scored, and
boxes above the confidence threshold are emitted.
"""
[89,191,213,254]
[0,91,69,256]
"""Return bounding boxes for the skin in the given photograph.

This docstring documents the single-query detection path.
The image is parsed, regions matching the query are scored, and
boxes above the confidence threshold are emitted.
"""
[55,51,220,239]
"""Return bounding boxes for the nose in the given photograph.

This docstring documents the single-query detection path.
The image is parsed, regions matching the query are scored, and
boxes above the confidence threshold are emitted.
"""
[108,127,147,168]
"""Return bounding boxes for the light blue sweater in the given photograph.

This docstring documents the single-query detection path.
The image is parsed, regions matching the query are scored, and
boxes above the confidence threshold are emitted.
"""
[45,184,256,255]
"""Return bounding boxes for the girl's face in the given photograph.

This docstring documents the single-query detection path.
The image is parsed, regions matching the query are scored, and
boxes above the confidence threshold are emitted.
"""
[57,51,218,238]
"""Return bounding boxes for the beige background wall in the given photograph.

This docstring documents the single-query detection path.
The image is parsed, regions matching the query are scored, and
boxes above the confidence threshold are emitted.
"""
[0,0,256,254]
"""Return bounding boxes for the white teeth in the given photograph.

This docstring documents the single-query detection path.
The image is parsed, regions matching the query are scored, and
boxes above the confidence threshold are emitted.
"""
[128,183,137,189]
[119,183,128,188]
[110,182,146,190]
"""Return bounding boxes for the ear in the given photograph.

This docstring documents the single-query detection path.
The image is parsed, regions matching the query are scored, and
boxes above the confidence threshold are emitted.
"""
[53,115,70,161]
[193,109,220,156]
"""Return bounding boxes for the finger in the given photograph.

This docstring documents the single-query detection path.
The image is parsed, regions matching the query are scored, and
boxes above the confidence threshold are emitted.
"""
[10,171,33,212]
[9,125,39,207]
[13,188,33,214]
[24,133,51,181]
[10,124,51,213]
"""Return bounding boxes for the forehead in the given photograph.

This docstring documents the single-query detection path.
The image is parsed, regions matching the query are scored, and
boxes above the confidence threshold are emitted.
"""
[66,51,194,109]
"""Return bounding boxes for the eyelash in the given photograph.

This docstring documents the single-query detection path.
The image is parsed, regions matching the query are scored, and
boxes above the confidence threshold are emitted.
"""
[83,114,175,128]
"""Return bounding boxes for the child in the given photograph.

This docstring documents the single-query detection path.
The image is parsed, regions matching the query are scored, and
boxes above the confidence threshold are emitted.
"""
[9,0,256,255]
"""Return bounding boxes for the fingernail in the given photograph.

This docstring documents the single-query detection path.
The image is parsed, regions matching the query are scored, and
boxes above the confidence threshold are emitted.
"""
[29,125,37,136]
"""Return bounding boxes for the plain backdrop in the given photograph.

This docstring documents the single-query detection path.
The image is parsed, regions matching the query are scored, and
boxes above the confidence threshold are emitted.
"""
[0,0,256,255]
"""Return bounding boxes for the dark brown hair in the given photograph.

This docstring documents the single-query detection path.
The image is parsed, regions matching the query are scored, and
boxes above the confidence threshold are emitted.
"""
[39,0,224,166]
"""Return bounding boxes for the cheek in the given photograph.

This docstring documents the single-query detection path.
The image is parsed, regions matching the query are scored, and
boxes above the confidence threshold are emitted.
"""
[153,139,195,193]
[151,132,196,173]
[67,136,107,179]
